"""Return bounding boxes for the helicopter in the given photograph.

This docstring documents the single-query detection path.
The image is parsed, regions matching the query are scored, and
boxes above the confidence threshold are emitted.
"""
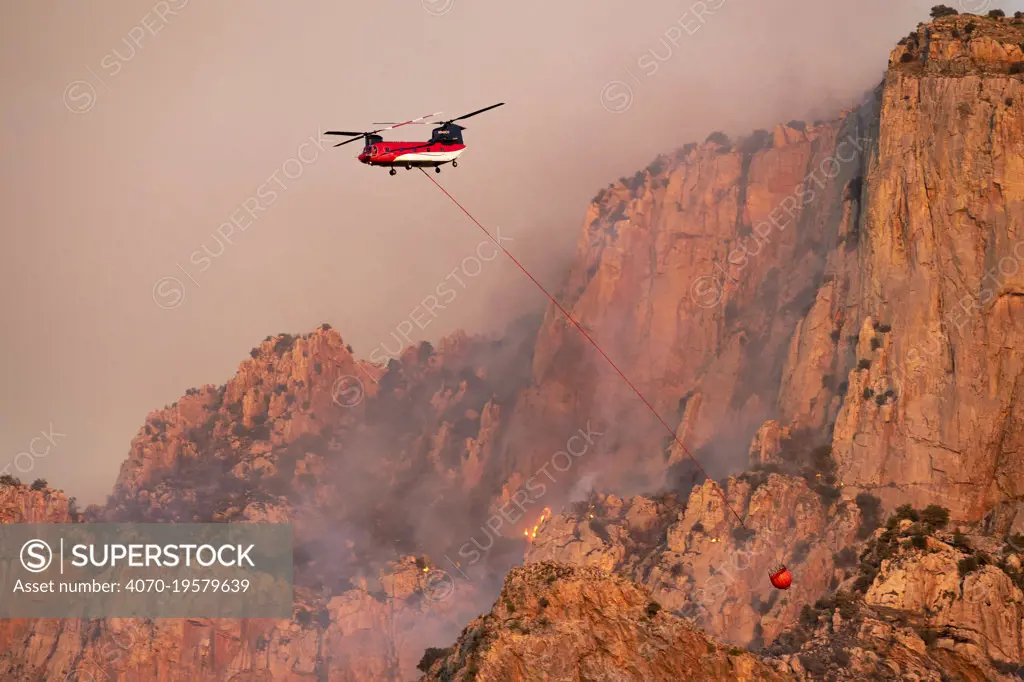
[325,103,504,176]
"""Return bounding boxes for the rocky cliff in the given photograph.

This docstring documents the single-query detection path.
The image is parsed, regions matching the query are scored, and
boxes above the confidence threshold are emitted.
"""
[523,484,1024,679]
[827,12,1024,523]
[0,321,543,681]
[415,562,792,682]
[2,10,1023,682]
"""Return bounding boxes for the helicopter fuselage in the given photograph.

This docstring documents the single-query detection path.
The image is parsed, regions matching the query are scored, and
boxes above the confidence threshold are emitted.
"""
[357,140,466,168]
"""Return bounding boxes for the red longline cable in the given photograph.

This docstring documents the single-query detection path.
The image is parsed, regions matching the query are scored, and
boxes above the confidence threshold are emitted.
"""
[420,169,746,528]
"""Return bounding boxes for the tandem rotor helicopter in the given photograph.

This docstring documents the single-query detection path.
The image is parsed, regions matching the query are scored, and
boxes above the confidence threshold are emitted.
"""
[325,103,504,176]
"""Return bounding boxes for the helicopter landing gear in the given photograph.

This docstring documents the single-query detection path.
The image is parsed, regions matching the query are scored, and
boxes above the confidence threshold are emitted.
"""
[389,168,397,176]
[435,166,442,174]
[452,160,458,168]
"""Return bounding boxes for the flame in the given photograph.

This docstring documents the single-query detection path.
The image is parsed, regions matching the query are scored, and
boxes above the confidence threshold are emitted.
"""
[524,507,551,542]
[422,567,429,573]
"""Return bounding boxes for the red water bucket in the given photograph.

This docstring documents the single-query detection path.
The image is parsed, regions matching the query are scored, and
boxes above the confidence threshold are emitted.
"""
[768,564,792,590]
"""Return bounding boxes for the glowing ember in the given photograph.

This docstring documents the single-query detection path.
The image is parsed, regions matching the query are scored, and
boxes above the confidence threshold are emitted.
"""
[524,507,551,542]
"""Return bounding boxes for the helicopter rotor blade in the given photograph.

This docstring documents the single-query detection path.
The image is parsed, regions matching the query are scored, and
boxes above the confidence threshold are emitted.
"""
[332,136,369,148]
[379,112,443,131]
[445,102,504,124]
[324,131,370,136]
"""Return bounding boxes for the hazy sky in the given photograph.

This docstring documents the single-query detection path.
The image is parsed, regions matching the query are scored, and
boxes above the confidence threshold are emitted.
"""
[5,0,1015,503]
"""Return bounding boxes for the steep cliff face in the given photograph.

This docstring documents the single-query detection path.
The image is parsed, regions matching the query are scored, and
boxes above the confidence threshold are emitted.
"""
[416,562,793,682]
[824,13,1024,522]
[500,12,1024,529]
[498,101,871,507]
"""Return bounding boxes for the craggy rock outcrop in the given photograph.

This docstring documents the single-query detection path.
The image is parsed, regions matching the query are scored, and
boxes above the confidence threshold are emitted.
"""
[526,484,1024,679]
[525,472,860,650]
[762,516,1024,681]
[416,562,793,682]
[0,480,73,524]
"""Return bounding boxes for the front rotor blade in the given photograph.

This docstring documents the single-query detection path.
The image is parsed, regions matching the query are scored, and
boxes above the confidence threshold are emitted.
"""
[449,103,504,123]
[325,131,367,136]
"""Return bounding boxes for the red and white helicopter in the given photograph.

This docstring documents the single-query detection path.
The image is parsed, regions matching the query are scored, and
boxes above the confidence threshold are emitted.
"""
[325,103,504,176]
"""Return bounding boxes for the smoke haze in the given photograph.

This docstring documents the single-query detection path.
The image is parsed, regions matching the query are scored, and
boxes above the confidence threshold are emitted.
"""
[3,0,1005,502]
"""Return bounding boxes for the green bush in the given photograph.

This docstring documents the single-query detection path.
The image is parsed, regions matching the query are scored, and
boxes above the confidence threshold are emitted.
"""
[30,478,48,491]
[989,9,1005,18]
[417,647,452,673]
[894,504,919,523]
[930,5,958,18]
[834,547,859,567]
[739,129,774,155]
[855,493,883,539]
[705,131,731,147]
[958,556,981,576]
[799,604,819,629]
[921,504,950,529]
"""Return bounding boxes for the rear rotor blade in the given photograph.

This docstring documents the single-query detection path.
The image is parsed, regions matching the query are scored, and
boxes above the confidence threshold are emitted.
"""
[333,136,368,148]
